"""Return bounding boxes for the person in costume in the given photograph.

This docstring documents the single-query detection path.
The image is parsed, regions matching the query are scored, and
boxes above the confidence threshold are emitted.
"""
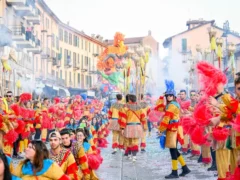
[49,131,80,180]
[66,118,78,131]
[41,98,51,143]
[76,128,102,180]
[156,80,190,179]
[13,140,70,179]
[196,61,229,179]
[186,90,201,160]
[108,94,124,154]
[119,94,146,162]
[33,101,42,140]
[139,94,151,152]
[208,72,240,178]
[177,89,191,155]
[60,128,90,180]
[0,149,22,180]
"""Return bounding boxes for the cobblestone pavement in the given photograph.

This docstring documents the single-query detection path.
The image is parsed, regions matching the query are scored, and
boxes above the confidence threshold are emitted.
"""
[12,129,217,180]
[96,129,217,180]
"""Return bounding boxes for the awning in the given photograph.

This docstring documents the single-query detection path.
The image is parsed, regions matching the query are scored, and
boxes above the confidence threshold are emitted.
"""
[59,88,70,97]
[53,86,59,91]
[36,82,45,88]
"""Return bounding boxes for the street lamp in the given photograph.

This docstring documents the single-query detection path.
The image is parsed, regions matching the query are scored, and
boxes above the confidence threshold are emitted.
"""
[208,27,217,65]
[216,38,223,69]
[221,21,230,70]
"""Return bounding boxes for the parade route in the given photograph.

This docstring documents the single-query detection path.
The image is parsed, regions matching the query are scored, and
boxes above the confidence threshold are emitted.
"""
[97,129,216,180]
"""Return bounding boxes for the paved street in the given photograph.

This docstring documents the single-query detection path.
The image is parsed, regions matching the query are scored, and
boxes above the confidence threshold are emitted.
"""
[96,129,217,180]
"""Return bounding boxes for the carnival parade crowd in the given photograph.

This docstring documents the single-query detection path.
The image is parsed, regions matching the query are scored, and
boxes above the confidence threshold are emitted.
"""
[1,60,240,180]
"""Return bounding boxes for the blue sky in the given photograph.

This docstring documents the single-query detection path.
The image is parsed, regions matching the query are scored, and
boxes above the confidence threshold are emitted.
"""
[45,0,239,58]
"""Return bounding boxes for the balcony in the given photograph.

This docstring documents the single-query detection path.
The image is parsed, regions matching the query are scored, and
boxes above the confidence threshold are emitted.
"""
[41,47,51,59]
[26,38,41,54]
[13,4,35,16]
[6,0,26,6]
[11,26,35,48]
[24,8,40,25]
[73,60,80,70]
[0,18,12,46]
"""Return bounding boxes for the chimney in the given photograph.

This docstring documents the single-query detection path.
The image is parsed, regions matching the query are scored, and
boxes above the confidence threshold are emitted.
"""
[148,30,152,36]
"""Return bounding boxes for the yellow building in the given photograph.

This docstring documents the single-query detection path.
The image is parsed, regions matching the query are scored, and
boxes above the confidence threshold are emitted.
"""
[33,0,106,97]
[0,0,41,95]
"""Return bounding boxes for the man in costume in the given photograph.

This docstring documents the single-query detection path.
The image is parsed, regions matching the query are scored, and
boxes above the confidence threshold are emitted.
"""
[108,94,124,154]
[60,129,90,180]
[41,98,50,143]
[139,94,151,152]
[187,90,201,160]
[119,94,146,162]
[49,131,80,179]
[178,90,191,155]
[156,80,190,179]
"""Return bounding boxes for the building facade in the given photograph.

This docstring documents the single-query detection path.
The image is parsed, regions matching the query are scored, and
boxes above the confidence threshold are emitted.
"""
[0,0,106,97]
[163,19,240,92]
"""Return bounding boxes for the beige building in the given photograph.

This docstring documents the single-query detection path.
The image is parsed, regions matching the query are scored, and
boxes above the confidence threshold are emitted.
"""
[163,19,240,91]
[33,0,106,97]
[0,0,41,95]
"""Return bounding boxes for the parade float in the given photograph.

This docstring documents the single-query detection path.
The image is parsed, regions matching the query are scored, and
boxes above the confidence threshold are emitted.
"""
[96,32,152,100]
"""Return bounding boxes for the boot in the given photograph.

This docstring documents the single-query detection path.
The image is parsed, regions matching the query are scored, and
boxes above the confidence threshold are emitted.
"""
[197,154,202,163]
[207,163,217,171]
[179,165,191,177]
[165,170,179,179]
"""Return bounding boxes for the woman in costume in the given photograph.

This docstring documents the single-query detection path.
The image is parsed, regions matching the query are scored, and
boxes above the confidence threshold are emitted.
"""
[76,128,102,180]
[13,140,69,180]
[156,80,190,179]
[0,149,21,180]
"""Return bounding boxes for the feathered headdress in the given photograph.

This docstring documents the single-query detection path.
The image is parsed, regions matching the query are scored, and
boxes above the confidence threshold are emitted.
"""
[19,93,32,103]
[197,61,227,96]
[54,97,61,104]
[81,94,87,101]
[165,80,176,96]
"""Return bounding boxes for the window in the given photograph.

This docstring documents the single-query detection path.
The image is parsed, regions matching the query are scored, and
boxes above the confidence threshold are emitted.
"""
[64,49,68,65]
[60,70,62,79]
[52,70,55,76]
[182,38,187,52]
[89,76,92,87]
[64,31,68,43]
[56,72,59,78]
[89,42,91,52]
[81,75,84,88]
[85,40,87,51]
[78,73,80,84]
[86,76,88,86]
[59,28,63,41]
[69,72,72,82]
[77,37,79,47]
[81,55,83,67]
[82,39,83,49]
[78,54,80,64]
[52,34,55,47]
[73,52,76,67]
[85,56,88,66]
[65,71,67,83]
[89,58,91,70]
[35,57,38,70]
[69,33,72,45]
[73,35,77,46]
[56,37,59,50]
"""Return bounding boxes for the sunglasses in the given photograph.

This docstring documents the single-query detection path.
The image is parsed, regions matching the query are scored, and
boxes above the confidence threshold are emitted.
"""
[165,94,174,97]
[190,94,196,96]
[237,87,240,91]
[6,95,12,97]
